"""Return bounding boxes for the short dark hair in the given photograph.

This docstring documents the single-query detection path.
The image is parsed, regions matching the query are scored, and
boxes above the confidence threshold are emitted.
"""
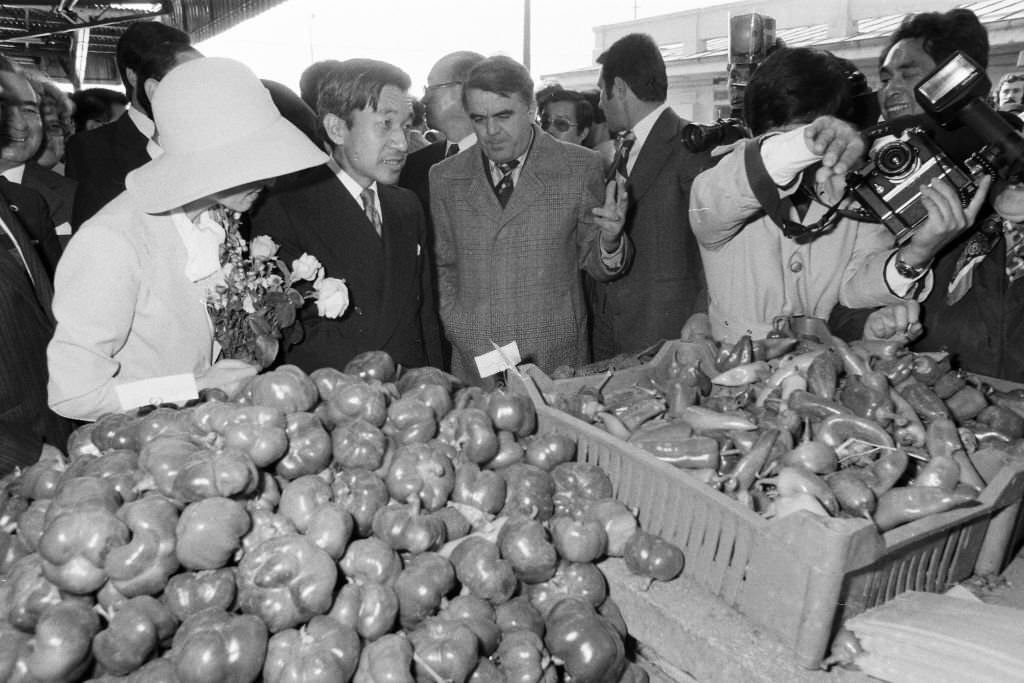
[115,21,191,101]
[542,89,594,132]
[317,58,411,130]
[411,97,426,127]
[744,47,867,135]
[880,9,988,71]
[596,33,667,103]
[299,59,344,111]
[70,88,127,132]
[134,44,201,118]
[462,56,533,109]
[580,89,605,125]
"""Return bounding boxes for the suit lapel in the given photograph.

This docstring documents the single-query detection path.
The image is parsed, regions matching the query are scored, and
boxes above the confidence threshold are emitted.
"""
[376,186,414,346]
[0,188,53,322]
[628,109,682,203]
[470,151,504,226]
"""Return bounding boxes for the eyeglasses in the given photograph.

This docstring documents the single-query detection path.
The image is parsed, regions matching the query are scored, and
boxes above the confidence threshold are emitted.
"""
[423,80,462,97]
[541,116,577,133]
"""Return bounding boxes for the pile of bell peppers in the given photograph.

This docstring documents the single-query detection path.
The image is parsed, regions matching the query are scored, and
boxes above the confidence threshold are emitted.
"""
[0,351,679,683]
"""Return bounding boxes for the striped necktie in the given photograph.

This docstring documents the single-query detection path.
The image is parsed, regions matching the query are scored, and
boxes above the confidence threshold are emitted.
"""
[1005,221,1024,283]
[494,160,519,208]
[605,131,636,184]
[360,187,382,237]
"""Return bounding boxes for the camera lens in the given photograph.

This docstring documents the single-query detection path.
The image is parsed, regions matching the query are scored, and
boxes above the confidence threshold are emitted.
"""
[875,141,918,178]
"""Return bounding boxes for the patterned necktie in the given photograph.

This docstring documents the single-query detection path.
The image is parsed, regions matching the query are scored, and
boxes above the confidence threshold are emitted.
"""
[605,131,636,184]
[493,159,519,208]
[445,143,460,158]
[360,187,382,237]
[1006,221,1024,283]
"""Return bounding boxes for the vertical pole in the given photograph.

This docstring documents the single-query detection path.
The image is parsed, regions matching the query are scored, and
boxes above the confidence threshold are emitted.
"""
[523,0,531,71]
[70,26,89,90]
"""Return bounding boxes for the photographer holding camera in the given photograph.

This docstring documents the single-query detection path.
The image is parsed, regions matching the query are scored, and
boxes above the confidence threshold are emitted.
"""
[689,46,989,344]
[831,8,1024,382]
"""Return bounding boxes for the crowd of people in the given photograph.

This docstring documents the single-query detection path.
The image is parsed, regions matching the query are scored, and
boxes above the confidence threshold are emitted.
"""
[1,8,1023,473]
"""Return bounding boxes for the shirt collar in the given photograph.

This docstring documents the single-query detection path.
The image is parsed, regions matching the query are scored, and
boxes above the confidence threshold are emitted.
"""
[455,132,477,151]
[487,127,534,181]
[127,106,156,139]
[170,207,227,283]
[0,165,25,184]
[329,157,379,210]
[627,102,669,167]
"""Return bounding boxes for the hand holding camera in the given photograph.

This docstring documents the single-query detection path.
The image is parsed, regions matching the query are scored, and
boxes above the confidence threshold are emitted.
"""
[900,174,992,267]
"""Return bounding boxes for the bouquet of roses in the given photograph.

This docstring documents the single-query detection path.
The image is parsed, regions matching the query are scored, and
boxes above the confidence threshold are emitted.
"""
[207,228,349,369]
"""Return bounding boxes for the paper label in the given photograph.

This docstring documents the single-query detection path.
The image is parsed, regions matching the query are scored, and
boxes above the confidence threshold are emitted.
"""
[475,341,522,378]
[115,373,199,411]
[55,222,72,236]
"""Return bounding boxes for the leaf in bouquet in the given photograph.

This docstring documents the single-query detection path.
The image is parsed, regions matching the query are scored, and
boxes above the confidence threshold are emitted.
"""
[248,310,276,338]
[252,333,279,370]
[263,290,297,330]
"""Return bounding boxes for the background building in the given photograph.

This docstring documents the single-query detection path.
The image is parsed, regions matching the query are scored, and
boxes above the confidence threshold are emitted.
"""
[543,0,1024,123]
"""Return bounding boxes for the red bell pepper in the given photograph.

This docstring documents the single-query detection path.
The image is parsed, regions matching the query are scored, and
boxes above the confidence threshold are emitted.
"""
[501,464,555,521]
[550,514,608,564]
[237,534,338,633]
[172,446,260,503]
[494,595,545,638]
[263,615,361,683]
[497,515,558,584]
[452,462,507,515]
[332,469,390,537]
[26,600,101,682]
[105,494,180,597]
[306,504,355,561]
[5,552,63,633]
[486,387,537,438]
[162,567,237,621]
[175,496,251,570]
[438,408,500,466]
[384,396,438,445]
[322,381,389,428]
[328,581,399,642]
[371,501,447,554]
[276,412,332,479]
[241,508,299,559]
[496,629,557,683]
[437,594,501,656]
[170,608,268,683]
[409,617,479,683]
[527,560,607,617]
[544,597,626,683]
[395,551,456,631]
[244,364,319,413]
[582,499,638,557]
[344,350,398,383]
[385,442,456,512]
[278,474,333,533]
[623,529,685,582]
[339,537,403,586]
[352,633,413,683]
[449,536,517,605]
[92,595,178,675]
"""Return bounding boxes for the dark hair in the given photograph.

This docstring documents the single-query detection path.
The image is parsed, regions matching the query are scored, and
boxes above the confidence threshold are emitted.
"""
[744,47,869,135]
[299,59,344,111]
[134,44,201,118]
[596,33,667,103]
[580,89,605,124]
[115,21,191,101]
[462,56,533,109]
[410,98,426,127]
[535,83,563,109]
[317,58,411,131]
[262,79,321,146]
[70,87,128,132]
[880,9,988,71]
[542,89,594,132]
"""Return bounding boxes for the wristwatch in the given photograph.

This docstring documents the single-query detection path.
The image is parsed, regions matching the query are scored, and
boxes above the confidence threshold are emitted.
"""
[894,250,928,279]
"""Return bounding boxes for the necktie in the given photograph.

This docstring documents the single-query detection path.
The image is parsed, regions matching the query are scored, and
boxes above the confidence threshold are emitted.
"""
[605,131,636,184]
[445,143,460,158]
[1005,221,1024,284]
[360,187,382,237]
[493,159,519,208]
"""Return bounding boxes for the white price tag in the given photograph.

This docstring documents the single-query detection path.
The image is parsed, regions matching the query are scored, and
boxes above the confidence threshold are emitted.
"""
[474,341,522,379]
[115,373,199,411]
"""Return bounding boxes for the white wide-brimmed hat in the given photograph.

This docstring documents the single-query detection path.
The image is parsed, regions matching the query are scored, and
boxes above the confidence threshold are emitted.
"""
[126,57,328,214]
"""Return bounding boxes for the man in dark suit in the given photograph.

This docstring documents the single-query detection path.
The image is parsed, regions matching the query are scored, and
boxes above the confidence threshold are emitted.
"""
[588,33,712,359]
[399,51,484,218]
[0,150,72,474]
[252,59,443,374]
[64,21,194,228]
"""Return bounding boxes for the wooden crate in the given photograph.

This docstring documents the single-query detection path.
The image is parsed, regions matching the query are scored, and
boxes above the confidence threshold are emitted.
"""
[511,345,1024,669]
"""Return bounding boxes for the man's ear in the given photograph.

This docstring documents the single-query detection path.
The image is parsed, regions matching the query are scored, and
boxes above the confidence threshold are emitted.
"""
[143,78,159,106]
[323,112,347,147]
[125,67,138,93]
[613,76,630,100]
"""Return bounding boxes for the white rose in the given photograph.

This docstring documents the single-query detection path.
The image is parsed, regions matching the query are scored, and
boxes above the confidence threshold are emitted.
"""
[291,253,323,282]
[314,277,349,319]
[242,294,256,314]
[250,235,279,260]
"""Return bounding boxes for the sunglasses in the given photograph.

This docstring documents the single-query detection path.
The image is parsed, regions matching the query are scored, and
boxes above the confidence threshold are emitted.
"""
[541,116,577,133]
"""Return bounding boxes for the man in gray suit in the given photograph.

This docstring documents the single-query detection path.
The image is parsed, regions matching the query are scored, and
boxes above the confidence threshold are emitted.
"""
[589,33,713,359]
[429,56,631,385]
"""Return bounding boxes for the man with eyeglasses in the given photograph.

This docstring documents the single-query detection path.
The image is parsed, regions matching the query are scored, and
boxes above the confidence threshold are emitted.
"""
[539,88,592,147]
[399,51,484,220]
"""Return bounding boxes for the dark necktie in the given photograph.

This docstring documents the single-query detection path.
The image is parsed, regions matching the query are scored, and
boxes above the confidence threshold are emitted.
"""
[445,143,460,158]
[360,186,382,237]
[605,131,636,184]
[493,159,519,208]
[1006,221,1024,284]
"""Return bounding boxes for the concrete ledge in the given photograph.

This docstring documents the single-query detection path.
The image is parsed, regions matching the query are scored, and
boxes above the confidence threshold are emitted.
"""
[601,558,870,683]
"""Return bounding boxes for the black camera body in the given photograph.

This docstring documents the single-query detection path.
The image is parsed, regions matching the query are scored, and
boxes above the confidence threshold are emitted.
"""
[848,127,978,244]
[847,51,1024,244]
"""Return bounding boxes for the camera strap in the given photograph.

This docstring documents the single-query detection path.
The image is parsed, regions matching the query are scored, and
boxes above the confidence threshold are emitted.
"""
[744,140,846,242]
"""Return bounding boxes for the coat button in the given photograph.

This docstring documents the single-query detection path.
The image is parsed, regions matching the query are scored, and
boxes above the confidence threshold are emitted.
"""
[789,260,803,273]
